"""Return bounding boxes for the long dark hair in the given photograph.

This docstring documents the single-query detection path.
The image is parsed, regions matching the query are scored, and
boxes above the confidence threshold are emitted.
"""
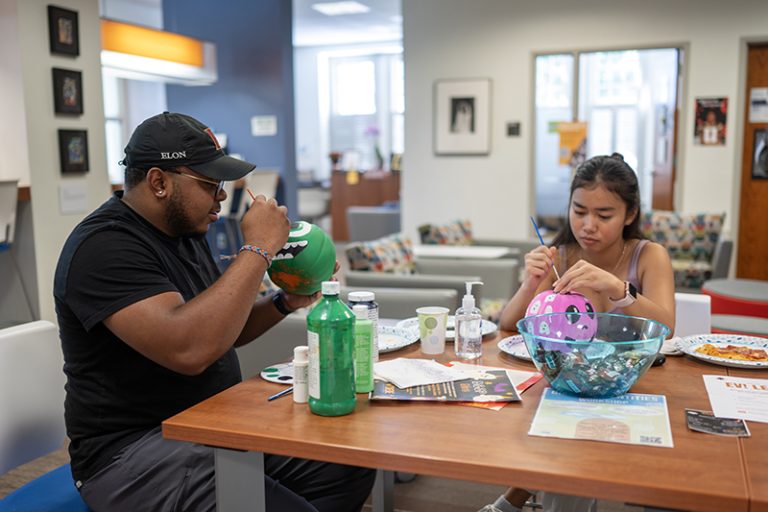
[551,153,643,248]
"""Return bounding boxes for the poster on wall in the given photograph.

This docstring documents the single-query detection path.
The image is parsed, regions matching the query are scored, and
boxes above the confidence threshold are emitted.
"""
[694,97,728,146]
[752,129,768,180]
[434,78,491,155]
[557,122,587,169]
[749,88,768,123]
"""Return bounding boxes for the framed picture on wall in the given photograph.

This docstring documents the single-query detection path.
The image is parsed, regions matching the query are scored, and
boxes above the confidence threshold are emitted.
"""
[52,68,83,115]
[434,78,491,155]
[753,129,768,180]
[47,5,79,56]
[58,129,89,173]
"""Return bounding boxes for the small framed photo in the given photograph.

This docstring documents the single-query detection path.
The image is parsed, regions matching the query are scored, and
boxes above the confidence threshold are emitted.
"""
[52,68,83,115]
[58,129,89,173]
[47,5,79,56]
[434,78,491,155]
[752,129,768,180]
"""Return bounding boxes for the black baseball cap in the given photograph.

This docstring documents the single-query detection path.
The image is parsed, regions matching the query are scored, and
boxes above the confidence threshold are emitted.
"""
[121,112,255,181]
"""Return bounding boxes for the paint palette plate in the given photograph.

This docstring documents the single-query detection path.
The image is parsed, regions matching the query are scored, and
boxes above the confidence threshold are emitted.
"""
[395,316,498,341]
[260,362,294,384]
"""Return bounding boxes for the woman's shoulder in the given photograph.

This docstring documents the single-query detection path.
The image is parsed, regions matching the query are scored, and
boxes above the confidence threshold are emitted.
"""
[636,239,671,265]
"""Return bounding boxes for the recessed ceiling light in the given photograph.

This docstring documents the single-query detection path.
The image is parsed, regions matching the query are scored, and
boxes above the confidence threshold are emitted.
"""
[311,1,371,16]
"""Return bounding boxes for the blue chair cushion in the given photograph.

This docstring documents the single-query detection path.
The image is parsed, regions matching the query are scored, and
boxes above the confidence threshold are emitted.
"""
[0,464,90,511]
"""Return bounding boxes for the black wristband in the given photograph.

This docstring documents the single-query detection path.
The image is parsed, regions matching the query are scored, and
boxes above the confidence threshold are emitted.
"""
[272,291,294,316]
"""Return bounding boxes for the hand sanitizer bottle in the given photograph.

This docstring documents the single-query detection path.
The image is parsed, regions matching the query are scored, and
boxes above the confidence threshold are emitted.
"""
[455,281,483,360]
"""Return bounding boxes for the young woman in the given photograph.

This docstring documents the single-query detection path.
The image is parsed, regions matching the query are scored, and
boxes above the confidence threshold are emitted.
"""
[484,153,675,512]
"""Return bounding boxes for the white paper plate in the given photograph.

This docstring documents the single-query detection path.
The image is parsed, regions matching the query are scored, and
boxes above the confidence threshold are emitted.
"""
[378,325,420,353]
[395,316,498,341]
[677,334,768,369]
[497,335,532,361]
[260,361,294,384]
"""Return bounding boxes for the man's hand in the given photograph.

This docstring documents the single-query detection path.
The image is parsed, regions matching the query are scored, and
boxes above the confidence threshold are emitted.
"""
[240,195,290,256]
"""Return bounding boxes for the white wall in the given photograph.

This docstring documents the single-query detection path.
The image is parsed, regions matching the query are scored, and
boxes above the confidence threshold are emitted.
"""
[402,0,768,243]
[0,0,31,185]
[12,0,111,321]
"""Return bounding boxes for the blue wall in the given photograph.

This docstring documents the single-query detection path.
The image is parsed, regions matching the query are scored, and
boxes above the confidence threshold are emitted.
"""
[163,0,297,215]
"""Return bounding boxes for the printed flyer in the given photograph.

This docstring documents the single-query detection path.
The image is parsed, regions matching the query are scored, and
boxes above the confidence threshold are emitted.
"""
[370,369,521,403]
[528,389,673,448]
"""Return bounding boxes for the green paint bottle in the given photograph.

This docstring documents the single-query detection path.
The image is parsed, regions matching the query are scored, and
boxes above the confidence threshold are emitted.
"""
[352,305,374,393]
[307,281,356,416]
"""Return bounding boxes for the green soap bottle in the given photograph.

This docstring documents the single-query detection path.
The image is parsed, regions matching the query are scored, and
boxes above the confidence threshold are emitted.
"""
[307,281,356,416]
[352,304,374,393]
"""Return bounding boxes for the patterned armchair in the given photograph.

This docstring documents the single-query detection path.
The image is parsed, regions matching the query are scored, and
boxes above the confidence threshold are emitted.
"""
[641,211,732,290]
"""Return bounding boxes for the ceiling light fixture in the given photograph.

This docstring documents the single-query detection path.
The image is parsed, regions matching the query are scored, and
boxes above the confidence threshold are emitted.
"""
[311,1,370,16]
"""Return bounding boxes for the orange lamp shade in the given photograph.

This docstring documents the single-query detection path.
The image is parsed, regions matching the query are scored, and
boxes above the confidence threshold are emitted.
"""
[101,19,204,67]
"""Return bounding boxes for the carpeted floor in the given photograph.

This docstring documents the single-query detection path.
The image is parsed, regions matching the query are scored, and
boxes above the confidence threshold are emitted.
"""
[0,448,640,512]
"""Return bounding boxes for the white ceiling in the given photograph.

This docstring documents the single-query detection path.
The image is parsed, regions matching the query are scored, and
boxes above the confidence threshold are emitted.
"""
[293,0,402,47]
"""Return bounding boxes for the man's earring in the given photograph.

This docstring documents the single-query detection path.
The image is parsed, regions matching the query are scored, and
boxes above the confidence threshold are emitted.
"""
[157,190,165,196]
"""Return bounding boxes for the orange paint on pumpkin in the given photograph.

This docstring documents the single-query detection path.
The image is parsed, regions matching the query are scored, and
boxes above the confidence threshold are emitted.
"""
[270,270,306,290]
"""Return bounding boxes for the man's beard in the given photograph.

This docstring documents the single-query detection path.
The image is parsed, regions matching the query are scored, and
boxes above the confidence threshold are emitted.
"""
[164,192,205,238]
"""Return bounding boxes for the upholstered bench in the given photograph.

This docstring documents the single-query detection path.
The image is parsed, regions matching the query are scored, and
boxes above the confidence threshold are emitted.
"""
[711,315,768,337]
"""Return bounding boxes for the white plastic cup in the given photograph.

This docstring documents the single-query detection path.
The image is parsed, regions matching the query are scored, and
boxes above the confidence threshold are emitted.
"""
[416,306,449,355]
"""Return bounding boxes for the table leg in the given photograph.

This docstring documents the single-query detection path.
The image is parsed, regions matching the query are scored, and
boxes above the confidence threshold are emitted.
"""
[215,448,265,512]
[372,469,394,512]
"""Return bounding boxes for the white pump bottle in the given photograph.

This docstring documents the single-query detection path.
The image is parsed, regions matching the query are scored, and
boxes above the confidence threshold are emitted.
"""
[455,281,483,360]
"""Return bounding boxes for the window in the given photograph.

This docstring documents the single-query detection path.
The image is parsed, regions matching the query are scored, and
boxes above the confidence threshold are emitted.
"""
[332,59,376,116]
[534,48,680,225]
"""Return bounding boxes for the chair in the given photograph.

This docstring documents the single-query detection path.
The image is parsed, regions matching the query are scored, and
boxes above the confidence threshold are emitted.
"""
[346,206,401,242]
[297,187,331,226]
[0,320,90,511]
[674,292,712,337]
[0,180,18,250]
[0,180,35,324]
[641,211,732,291]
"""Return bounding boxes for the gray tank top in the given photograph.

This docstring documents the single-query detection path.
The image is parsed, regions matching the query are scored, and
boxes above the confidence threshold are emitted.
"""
[558,239,649,314]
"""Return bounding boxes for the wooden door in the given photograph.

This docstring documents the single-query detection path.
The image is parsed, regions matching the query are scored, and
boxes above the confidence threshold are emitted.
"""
[737,44,768,279]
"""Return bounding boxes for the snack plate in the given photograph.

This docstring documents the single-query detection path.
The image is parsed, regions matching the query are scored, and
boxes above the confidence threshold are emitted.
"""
[677,334,768,369]
[395,316,498,341]
[378,325,420,353]
[497,335,533,361]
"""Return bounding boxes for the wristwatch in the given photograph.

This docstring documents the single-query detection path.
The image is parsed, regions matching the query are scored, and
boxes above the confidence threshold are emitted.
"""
[272,291,295,316]
[610,281,638,308]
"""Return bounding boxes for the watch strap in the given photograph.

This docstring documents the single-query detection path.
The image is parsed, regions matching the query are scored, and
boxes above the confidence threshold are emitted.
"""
[272,291,295,316]
[610,281,637,308]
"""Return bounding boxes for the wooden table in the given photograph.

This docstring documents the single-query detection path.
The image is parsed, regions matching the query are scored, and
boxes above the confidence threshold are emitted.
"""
[163,336,754,512]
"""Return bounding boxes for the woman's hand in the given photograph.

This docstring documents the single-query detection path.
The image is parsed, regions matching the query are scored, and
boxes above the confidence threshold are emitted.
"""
[553,259,625,299]
[521,245,558,289]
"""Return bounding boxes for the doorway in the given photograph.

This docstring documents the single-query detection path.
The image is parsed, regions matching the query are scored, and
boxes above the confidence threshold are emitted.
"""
[534,48,682,229]
[736,43,768,279]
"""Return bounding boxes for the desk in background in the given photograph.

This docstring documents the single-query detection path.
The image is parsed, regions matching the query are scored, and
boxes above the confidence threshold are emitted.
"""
[413,244,518,260]
[330,170,400,241]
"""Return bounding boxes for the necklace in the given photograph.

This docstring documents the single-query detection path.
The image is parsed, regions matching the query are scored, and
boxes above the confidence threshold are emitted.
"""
[611,241,628,275]
[579,240,627,275]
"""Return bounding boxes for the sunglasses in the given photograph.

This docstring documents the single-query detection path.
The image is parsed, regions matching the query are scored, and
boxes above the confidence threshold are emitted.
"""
[165,169,225,198]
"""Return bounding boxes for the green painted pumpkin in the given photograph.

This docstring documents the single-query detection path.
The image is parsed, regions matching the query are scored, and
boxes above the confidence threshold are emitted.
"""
[267,221,335,295]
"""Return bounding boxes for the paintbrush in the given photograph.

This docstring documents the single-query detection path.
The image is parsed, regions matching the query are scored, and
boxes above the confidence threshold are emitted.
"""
[530,216,561,280]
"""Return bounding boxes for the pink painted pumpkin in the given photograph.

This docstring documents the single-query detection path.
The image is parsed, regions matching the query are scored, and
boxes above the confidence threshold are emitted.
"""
[525,291,597,341]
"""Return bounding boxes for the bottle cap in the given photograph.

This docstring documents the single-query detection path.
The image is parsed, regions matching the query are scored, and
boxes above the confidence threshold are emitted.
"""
[353,304,369,320]
[294,345,308,363]
[321,281,340,295]
[348,291,375,302]
[462,281,483,310]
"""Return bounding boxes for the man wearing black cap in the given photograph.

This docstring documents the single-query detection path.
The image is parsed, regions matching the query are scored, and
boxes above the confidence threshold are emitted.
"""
[54,112,375,511]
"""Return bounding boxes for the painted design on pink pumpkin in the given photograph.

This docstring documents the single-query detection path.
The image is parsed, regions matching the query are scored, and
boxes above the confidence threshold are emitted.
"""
[525,291,597,341]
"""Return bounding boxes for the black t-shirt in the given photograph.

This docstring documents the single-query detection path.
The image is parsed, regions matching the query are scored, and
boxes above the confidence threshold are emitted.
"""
[54,192,241,483]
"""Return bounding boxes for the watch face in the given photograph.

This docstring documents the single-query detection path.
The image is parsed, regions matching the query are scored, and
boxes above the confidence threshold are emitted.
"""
[628,282,638,298]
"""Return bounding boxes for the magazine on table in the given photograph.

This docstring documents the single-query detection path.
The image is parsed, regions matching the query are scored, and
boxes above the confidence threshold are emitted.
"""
[370,369,521,403]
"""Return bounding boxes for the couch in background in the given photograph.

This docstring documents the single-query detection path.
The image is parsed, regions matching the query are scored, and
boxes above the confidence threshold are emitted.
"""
[344,233,520,318]
[641,211,732,291]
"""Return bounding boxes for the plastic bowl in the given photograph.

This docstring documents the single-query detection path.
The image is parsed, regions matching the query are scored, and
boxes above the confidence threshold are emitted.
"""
[517,313,670,398]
